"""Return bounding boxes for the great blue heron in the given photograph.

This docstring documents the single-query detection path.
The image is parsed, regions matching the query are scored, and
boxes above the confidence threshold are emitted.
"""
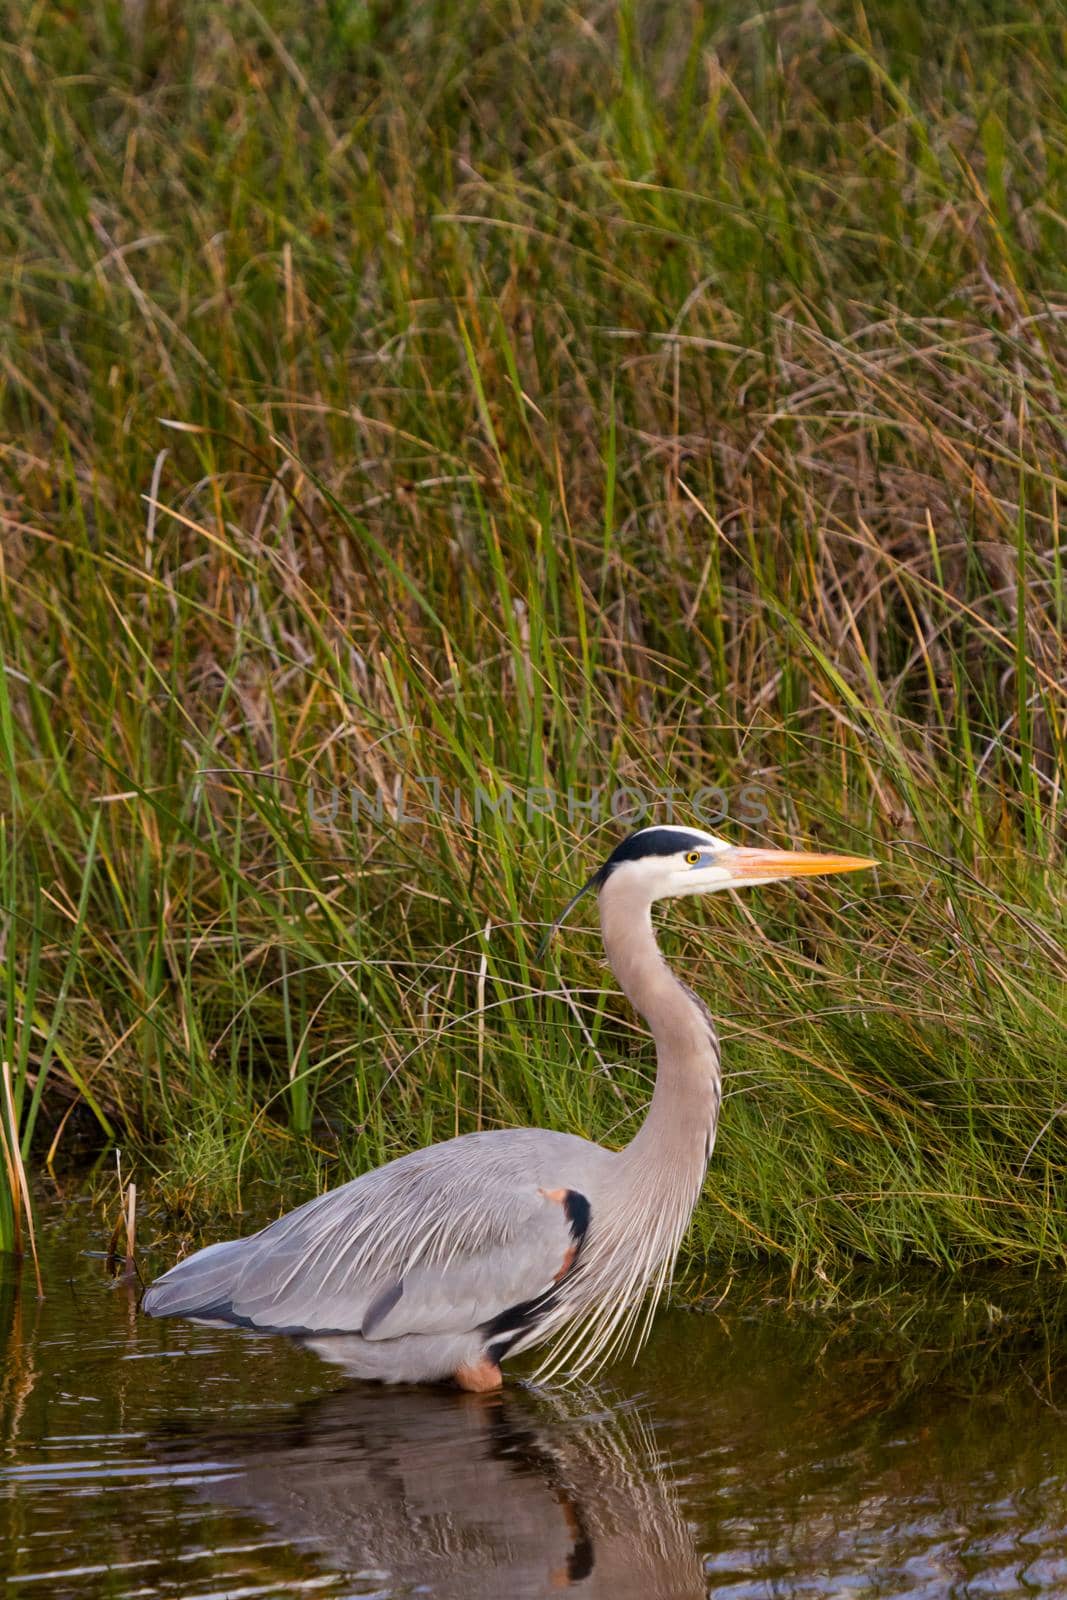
[142,824,875,1389]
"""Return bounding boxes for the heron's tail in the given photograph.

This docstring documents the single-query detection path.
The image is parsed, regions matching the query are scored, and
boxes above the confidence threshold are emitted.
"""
[141,1237,250,1320]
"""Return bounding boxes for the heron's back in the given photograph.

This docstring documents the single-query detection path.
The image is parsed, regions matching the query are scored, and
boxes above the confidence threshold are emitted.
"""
[142,1125,619,1332]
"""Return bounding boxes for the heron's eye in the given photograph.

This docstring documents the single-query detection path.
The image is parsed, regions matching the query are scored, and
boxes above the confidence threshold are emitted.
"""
[685,850,701,865]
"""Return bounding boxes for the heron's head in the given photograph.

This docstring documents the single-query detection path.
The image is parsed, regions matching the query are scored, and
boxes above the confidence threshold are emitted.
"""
[543,824,876,947]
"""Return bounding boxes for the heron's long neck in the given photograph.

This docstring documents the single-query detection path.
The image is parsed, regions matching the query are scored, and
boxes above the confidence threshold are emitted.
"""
[598,877,722,1181]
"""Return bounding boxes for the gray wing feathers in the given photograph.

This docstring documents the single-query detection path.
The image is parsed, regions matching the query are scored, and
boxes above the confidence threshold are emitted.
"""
[359,1234,566,1341]
[142,1128,596,1341]
[141,1237,250,1319]
[360,1280,403,1336]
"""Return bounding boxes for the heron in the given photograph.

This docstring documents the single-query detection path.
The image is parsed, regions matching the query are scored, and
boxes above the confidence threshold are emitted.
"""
[142,824,875,1390]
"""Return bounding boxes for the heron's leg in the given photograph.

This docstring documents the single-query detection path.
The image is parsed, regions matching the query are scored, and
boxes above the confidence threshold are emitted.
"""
[454,1357,503,1392]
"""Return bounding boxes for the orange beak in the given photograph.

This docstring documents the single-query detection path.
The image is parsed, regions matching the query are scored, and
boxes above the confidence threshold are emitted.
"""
[720,847,878,882]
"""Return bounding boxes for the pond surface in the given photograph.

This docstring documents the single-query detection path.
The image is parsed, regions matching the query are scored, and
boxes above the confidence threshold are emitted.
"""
[1,1199,1066,1598]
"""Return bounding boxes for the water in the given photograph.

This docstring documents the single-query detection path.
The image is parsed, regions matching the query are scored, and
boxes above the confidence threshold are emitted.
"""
[2,1202,1066,1598]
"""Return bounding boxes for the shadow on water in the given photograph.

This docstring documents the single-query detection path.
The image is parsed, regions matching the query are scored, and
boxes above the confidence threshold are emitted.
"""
[1,1196,1067,1597]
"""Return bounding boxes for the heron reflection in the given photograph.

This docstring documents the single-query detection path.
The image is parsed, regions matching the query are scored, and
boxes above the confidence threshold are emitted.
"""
[153,1379,704,1599]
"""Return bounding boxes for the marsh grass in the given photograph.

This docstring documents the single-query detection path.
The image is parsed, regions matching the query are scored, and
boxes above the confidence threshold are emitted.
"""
[0,1,1064,1276]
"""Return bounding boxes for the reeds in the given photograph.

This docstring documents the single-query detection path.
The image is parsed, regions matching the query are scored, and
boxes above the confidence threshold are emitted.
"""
[0,0,1063,1277]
